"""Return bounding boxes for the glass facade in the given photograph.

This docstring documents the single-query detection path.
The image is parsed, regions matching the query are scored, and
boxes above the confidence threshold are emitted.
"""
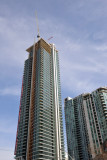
[65,96,91,160]
[15,39,65,160]
[92,88,107,143]
[64,98,79,160]
[65,87,107,160]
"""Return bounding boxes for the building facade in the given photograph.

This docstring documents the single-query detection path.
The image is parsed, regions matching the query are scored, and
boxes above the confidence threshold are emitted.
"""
[65,87,107,160]
[14,38,65,160]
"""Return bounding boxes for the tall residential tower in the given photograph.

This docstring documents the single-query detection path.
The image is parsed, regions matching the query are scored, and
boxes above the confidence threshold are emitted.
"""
[15,38,65,160]
[65,87,107,160]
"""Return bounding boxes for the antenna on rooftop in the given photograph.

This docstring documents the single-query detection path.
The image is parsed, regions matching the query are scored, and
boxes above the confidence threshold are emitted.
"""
[35,11,40,40]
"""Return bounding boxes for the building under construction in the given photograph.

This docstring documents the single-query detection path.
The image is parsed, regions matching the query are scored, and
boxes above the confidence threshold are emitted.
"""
[14,38,65,160]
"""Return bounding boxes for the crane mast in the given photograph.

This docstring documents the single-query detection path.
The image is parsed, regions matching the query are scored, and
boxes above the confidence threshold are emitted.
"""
[35,12,40,40]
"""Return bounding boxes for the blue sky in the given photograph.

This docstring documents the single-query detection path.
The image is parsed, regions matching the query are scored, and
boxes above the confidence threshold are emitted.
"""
[0,0,107,159]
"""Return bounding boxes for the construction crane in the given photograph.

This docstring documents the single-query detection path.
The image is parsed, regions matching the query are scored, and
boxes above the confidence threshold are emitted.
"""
[35,11,40,40]
[48,36,53,41]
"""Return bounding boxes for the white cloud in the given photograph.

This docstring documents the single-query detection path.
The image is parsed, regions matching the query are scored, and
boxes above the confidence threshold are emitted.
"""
[0,118,17,134]
[0,118,17,159]
[66,0,107,20]
[95,44,107,51]
[0,86,20,96]
[58,36,107,97]
[0,150,14,160]
[0,16,32,68]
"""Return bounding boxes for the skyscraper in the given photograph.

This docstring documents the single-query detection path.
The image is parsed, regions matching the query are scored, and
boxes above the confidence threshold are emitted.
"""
[65,87,107,160]
[14,38,65,160]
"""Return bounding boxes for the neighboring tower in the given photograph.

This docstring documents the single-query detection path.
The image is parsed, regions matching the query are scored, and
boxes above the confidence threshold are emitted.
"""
[65,87,107,160]
[14,38,65,160]
[91,87,107,145]
[83,87,107,155]
[65,96,91,160]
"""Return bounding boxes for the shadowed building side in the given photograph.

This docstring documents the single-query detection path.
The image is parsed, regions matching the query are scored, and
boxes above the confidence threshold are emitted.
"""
[14,55,33,160]
[65,96,91,160]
